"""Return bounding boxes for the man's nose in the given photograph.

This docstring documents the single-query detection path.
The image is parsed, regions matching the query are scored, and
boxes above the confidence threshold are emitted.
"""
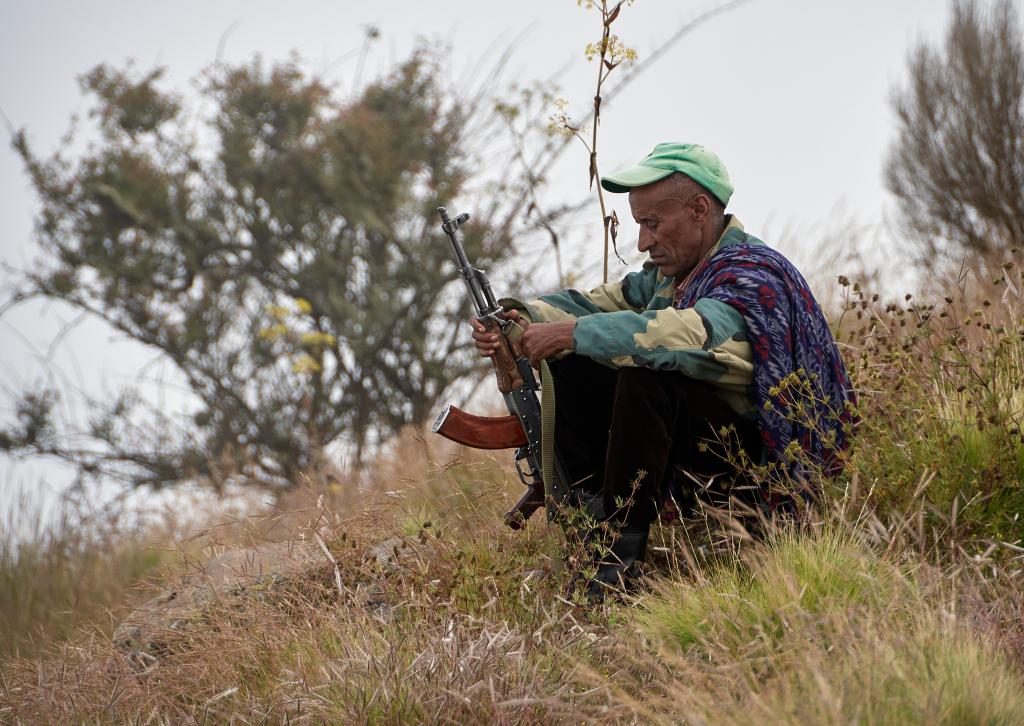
[637,229,654,252]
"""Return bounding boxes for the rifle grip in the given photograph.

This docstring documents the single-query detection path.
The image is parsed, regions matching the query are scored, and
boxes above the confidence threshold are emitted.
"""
[503,481,546,530]
[483,318,524,394]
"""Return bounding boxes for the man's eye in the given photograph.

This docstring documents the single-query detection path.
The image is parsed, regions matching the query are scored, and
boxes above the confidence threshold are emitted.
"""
[646,221,658,231]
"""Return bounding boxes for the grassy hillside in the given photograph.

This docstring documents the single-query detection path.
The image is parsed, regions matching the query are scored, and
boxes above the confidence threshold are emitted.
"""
[1,259,1022,724]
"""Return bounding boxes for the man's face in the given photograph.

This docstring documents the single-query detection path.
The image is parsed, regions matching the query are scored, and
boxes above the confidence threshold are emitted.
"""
[628,181,706,279]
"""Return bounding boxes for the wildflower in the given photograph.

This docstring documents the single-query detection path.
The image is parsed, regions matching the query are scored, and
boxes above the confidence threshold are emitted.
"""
[300,331,337,348]
[494,100,519,121]
[547,98,577,138]
[292,355,322,375]
[294,298,313,314]
[783,440,803,460]
[259,323,287,341]
[584,35,637,65]
[265,304,290,320]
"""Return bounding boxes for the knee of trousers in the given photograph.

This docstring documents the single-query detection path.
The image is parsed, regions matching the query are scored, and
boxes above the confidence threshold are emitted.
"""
[613,367,689,405]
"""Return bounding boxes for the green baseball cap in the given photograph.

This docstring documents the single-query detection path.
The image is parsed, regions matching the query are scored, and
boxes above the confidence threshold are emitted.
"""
[600,142,733,206]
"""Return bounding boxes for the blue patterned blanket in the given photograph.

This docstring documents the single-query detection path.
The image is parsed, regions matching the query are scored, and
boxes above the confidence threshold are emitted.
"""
[677,243,856,480]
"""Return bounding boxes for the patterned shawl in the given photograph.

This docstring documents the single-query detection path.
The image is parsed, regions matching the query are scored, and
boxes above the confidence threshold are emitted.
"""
[676,242,856,479]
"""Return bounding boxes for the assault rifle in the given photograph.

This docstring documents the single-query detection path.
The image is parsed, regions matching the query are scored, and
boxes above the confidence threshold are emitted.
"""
[431,207,547,528]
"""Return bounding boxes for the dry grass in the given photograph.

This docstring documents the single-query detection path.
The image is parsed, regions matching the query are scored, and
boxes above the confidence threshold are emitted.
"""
[1,255,1024,723]
[0,490,179,661]
[836,249,1024,542]
[0,447,601,723]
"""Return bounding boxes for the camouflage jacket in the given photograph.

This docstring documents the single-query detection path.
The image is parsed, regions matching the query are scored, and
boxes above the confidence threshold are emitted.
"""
[511,216,756,415]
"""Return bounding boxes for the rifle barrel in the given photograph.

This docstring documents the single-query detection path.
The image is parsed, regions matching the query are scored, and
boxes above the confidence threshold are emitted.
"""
[438,207,497,317]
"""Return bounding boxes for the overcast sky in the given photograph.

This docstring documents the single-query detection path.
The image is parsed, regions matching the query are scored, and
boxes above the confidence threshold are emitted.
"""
[2,0,1020,524]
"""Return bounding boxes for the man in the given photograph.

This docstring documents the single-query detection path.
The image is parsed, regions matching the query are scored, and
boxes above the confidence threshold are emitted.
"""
[472,142,855,601]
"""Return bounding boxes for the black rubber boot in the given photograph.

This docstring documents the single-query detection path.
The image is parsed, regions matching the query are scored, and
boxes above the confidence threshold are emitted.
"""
[583,524,650,604]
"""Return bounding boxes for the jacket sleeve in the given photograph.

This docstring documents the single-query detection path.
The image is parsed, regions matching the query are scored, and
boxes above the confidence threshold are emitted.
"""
[511,263,661,324]
[500,266,753,398]
[571,297,754,391]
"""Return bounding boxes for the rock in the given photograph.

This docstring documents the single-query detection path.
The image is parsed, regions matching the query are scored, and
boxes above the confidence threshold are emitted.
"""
[364,536,406,570]
[113,539,322,658]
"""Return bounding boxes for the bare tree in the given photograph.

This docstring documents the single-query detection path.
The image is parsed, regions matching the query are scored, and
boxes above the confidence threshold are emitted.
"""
[886,0,1024,270]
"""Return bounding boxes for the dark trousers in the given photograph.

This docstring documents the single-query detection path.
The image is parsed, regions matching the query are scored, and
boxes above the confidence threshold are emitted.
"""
[548,354,763,528]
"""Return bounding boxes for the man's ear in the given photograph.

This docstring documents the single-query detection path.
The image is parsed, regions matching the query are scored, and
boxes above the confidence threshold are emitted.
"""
[690,193,711,223]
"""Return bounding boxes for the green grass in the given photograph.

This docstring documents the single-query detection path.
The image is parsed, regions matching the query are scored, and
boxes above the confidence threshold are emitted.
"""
[626,522,1024,724]
[639,526,910,653]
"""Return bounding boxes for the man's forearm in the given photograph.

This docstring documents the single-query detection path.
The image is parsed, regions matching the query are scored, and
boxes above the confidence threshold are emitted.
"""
[570,300,754,388]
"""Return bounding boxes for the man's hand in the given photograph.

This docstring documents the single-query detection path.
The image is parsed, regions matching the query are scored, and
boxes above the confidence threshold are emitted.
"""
[521,320,575,367]
[470,310,576,367]
[471,310,523,357]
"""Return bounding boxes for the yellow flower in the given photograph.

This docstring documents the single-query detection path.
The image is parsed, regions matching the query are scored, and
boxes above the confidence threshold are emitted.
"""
[265,304,290,321]
[258,323,288,340]
[300,331,337,348]
[292,354,322,375]
[294,298,313,315]
[587,35,637,65]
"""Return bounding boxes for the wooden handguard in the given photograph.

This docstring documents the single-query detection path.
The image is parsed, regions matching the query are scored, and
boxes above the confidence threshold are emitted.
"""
[483,317,524,394]
[432,403,528,450]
